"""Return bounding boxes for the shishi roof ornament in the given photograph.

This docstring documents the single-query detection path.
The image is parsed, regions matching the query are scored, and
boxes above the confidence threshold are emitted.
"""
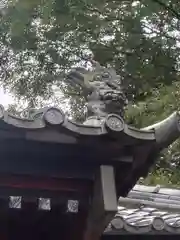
[66,60,128,126]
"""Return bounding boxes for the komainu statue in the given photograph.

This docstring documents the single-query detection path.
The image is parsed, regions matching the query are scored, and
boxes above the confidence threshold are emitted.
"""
[66,61,128,125]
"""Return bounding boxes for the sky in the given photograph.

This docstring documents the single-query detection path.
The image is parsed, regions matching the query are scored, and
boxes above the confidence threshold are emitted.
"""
[0,88,13,108]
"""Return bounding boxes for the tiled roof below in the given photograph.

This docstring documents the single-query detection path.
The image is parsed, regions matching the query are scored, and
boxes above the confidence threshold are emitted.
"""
[105,185,180,235]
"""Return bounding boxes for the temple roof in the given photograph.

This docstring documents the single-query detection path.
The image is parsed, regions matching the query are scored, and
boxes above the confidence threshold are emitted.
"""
[0,105,159,197]
[105,184,180,235]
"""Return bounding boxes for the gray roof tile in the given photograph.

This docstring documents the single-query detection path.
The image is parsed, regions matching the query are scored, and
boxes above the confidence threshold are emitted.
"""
[106,185,180,234]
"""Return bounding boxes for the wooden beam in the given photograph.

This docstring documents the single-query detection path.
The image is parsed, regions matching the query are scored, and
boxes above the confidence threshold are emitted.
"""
[84,165,117,240]
[0,175,92,193]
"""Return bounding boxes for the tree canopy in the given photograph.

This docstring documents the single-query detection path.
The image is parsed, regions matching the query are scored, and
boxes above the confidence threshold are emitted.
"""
[1,0,180,185]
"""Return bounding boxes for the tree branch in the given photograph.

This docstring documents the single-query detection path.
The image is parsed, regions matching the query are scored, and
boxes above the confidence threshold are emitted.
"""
[151,0,180,20]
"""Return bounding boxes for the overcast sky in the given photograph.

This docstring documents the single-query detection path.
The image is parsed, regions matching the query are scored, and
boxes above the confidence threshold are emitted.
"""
[0,88,13,108]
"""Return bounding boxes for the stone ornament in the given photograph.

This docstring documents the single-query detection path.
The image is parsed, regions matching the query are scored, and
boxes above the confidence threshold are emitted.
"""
[105,114,124,132]
[43,107,64,125]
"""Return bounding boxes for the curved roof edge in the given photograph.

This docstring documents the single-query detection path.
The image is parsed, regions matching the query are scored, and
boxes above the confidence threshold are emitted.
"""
[142,112,180,149]
[0,105,155,142]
